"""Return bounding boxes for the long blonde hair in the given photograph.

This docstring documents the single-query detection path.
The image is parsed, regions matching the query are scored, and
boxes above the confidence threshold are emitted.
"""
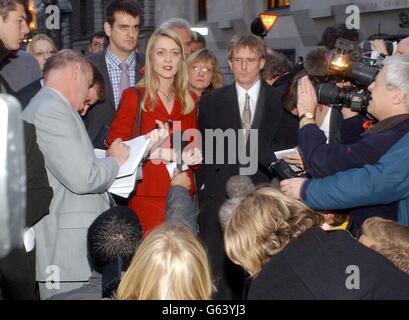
[116,224,213,300]
[137,28,194,115]
[224,187,323,277]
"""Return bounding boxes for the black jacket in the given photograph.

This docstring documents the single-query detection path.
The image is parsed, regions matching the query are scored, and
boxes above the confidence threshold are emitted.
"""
[197,81,299,299]
[248,228,409,300]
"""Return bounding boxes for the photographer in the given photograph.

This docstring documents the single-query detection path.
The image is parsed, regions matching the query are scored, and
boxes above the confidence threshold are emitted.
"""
[281,55,409,229]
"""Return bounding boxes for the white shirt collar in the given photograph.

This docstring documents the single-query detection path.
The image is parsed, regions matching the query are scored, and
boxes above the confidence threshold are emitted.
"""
[235,80,261,103]
[235,80,261,122]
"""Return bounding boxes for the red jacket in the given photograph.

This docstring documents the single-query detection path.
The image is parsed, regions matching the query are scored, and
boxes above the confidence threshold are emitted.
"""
[107,87,198,197]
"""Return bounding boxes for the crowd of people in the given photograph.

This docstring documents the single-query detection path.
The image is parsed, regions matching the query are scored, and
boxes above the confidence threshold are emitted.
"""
[1,0,409,300]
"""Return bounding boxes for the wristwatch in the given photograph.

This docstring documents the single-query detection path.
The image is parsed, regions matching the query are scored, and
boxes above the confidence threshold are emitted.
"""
[299,112,315,121]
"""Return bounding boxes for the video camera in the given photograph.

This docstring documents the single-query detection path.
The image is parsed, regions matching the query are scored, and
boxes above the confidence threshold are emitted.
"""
[314,38,384,112]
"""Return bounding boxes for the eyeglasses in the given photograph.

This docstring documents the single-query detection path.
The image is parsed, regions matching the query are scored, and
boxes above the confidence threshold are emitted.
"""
[231,57,260,65]
[33,50,56,58]
[190,66,213,74]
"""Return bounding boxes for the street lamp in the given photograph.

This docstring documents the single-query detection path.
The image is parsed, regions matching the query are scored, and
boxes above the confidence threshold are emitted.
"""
[251,13,279,39]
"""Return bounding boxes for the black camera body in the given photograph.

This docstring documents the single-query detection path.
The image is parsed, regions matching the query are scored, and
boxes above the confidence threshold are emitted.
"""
[268,159,297,181]
[316,83,371,113]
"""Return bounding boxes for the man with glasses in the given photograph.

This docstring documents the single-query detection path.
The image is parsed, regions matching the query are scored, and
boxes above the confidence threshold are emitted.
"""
[197,34,299,299]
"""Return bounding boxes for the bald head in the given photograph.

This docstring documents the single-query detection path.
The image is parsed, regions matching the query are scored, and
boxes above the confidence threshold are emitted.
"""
[44,49,93,111]
[396,37,409,56]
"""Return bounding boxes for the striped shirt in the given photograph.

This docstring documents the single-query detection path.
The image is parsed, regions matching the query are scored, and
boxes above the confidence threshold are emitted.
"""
[105,47,137,109]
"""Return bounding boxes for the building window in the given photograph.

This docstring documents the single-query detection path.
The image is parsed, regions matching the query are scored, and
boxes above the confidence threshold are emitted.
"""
[80,0,87,36]
[198,0,207,22]
[267,0,290,10]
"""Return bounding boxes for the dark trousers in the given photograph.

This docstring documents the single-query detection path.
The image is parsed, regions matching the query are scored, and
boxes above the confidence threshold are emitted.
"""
[0,247,39,300]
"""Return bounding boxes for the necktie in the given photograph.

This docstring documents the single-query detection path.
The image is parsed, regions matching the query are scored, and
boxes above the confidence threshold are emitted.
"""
[242,93,252,141]
[119,62,130,104]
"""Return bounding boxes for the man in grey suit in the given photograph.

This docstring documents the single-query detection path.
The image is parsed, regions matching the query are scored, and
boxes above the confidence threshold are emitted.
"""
[22,50,130,299]
[83,0,145,148]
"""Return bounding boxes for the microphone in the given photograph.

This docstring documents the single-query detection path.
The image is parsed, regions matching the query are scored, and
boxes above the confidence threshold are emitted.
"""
[219,176,255,230]
[0,94,26,258]
[226,175,256,199]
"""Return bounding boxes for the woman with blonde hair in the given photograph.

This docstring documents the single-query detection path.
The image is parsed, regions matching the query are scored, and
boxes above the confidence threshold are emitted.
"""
[116,224,213,300]
[224,186,409,299]
[187,49,222,98]
[107,28,201,235]
[360,217,409,274]
[27,34,57,71]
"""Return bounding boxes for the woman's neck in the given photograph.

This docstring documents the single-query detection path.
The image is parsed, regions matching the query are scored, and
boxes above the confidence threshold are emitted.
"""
[190,86,202,98]
[158,77,175,95]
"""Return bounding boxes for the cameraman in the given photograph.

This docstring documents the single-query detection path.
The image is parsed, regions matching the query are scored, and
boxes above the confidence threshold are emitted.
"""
[281,55,409,229]
[285,55,409,234]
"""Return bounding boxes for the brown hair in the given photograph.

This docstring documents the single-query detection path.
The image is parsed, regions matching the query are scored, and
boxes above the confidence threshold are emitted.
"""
[262,51,292,80]
[0,0,25,20]
[227,34,266,61]
[105,0,141,26]
[224,187,323,277]
[283,69,307,113]
[361,217,409,274]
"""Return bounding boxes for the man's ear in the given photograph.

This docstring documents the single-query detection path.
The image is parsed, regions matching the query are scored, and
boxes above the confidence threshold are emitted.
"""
[104,22,112,38]
[73,63,81,80]
[259,58,266,70]
[392,89,406,106]
[228,59,233,71]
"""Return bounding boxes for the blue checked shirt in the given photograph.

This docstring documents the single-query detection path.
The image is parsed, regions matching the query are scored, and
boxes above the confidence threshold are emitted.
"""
[105,47,137,109]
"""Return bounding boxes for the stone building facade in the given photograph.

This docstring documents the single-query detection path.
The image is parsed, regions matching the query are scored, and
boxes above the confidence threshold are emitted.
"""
[32,1,408,82]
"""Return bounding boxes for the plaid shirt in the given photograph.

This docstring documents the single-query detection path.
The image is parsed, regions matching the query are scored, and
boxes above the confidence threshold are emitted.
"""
[105,47,137,109]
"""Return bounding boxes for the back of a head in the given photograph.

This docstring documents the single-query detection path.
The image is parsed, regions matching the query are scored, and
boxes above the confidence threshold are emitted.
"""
[320,24,359,50]
[87,206,143,274]
[361,217,409,274]
[116,224,212,300]
[224,187,323,277]
[304,46,330,78]
[262,51,292,80]
[43,49,90,80]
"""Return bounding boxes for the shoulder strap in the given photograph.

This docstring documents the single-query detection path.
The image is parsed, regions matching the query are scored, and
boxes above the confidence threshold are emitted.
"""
[131,88,143,139]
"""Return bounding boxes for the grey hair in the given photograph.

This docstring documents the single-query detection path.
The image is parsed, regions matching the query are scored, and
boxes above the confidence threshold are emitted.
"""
[43,49,90,80]
[383,55,409,109]
[159,18,192,36]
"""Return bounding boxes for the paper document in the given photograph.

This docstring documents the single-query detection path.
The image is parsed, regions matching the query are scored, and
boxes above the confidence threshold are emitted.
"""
[95,135,150,198]
[274,147,302,172]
